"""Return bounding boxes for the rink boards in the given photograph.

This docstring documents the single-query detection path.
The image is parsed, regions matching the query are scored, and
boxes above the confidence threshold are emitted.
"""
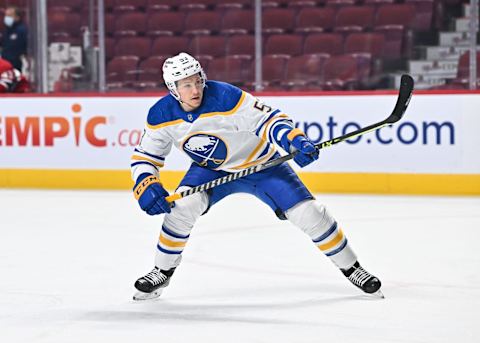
[0,91,479,195]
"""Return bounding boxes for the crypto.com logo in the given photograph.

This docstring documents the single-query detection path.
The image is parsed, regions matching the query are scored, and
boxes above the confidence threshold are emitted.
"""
[0,103,107,147]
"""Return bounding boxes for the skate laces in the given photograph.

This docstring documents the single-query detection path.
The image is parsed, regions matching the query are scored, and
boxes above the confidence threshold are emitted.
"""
[143,268,167,286]
[348,266,372,287]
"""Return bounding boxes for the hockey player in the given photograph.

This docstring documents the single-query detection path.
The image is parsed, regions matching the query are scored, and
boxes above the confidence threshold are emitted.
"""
[0,57,29,93]
[131,53,382,300]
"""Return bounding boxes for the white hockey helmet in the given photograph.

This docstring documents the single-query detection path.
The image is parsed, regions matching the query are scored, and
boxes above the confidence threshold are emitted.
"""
[162,52,206,100]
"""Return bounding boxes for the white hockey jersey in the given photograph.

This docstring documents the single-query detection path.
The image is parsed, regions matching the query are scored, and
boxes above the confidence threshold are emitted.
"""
[131,81,295,182]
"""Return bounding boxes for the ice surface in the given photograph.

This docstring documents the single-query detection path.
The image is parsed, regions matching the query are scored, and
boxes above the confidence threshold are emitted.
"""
[0,189,479,343]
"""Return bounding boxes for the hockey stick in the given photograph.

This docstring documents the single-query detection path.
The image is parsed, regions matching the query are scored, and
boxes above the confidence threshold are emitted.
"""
[165,74,414,203]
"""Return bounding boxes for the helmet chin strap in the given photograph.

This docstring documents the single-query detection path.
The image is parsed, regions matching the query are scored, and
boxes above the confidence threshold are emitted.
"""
[179,98,196,111]
[170,89,180,101]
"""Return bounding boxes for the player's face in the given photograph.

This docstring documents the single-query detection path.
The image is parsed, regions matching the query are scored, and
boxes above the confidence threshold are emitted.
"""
[177,74,204,111]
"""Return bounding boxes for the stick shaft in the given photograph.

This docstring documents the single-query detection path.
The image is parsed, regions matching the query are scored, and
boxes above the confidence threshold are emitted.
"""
[166,121,388,203]
[165,75,414,203]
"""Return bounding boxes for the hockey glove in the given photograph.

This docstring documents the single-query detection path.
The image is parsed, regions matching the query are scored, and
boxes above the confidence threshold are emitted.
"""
[281,128,319,168]
[133,173,171,215]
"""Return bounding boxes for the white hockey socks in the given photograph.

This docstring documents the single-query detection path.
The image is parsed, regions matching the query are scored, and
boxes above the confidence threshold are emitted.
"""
[154,186,209,270]
[286,200,357,270]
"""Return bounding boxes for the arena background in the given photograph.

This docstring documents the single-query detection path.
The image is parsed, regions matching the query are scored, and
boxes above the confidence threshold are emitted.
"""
[1,1,479,343]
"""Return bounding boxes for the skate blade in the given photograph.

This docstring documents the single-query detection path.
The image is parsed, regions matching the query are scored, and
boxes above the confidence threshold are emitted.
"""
[133,288,163,301]
[372,290,385,299]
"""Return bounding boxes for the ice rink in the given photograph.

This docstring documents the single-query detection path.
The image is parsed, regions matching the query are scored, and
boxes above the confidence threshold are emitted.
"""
[0,189,479,343]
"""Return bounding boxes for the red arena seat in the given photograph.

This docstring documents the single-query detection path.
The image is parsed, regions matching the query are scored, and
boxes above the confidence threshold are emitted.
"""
[286,0,319,9]
[114,12,147,37]
[282,54,330,88]
[146,12,186,36]
[295,7,336,33]
[265,34,303,57]
[107,56,139,82]
[189,35,227,59]
[139,55,166,72]
[248,55,290,88]
[208,56,247,86]
[114,37,152,59]
[262,8,296,34]
[325,0,357,8]
[375,4,416,28]
[146,0,178,12]
[322,54,359,89]
[195,56,213,75]
[374,4,415,59]
[220,9,254,35]
[179,0,218,11]
[304,33,344,56]
[48,11,82,38]
[121,56,161,87]
[113,0,147,12]
[405,0,435,31]
[151,36,191,58]
[216,0,253,10]
[344,33,385,59]
[226,34,256,60]
[184,10,223,36]
[334,6,375,34]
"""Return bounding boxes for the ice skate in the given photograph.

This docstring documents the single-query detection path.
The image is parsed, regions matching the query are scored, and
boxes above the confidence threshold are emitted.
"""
[342,262,384,298]
[133,267,175,301]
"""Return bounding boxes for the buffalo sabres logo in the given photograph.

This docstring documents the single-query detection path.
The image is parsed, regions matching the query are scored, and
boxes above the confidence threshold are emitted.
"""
[182,133,228,169]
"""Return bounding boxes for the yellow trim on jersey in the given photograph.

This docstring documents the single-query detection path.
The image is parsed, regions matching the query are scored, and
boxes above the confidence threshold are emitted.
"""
[147,118,184,130]
[287,128,305,141]
[159,235,187,248]
[242,139,267,166]
[147,91,246,130]
[318,229,344,251]
[199,91,246,119]
[131,155,164,167]
[231,147,276,170]
[261,114,289,141]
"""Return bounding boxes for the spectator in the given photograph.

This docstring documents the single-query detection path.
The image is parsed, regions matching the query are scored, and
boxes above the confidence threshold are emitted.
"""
[1,6,28,72]
[0,57,30,93]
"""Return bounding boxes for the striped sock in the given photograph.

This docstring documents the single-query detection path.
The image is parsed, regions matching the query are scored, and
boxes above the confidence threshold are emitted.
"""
[156,225,190,255]
[312,222,357,269]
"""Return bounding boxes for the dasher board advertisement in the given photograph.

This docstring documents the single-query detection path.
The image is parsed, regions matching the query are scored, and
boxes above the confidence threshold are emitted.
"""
[0,94,478,174]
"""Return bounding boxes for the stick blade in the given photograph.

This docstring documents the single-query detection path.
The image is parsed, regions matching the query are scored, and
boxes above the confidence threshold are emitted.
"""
[385,74,414,124]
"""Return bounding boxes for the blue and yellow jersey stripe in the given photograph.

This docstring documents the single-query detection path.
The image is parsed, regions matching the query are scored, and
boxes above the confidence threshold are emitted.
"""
[146,81,246,130]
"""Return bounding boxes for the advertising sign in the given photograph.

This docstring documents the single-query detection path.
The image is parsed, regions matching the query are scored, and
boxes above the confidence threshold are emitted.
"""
[0,93,479,194]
